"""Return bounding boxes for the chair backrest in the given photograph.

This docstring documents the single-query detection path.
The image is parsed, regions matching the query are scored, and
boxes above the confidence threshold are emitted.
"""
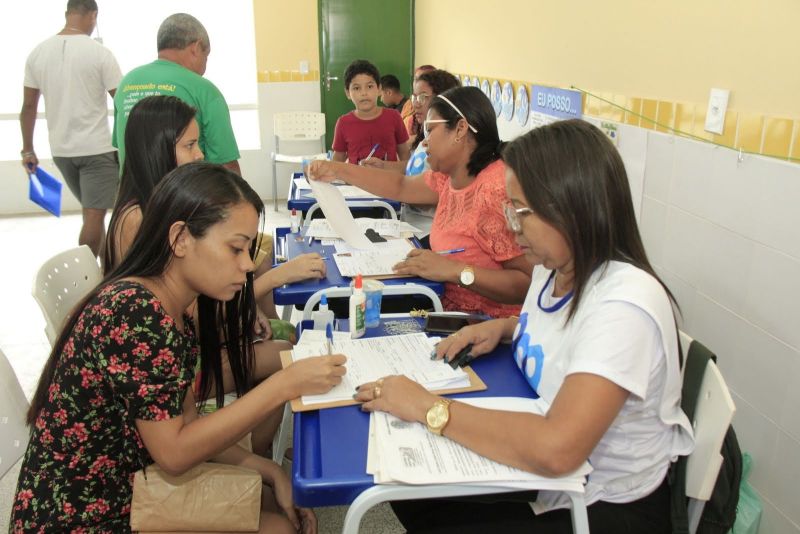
[302,284,444,321]
[274,112,326,141]
[0,348,30,479]
[31,245,102,345]
[306,200,398,222]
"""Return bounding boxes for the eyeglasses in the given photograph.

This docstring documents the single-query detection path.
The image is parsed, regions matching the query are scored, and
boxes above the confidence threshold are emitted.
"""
[423,119,448,139]
[503,199,533,233]
[411,93,431,105]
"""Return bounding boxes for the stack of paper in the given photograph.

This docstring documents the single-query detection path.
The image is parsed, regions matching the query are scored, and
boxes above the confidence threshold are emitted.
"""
[295,177,378,199]
[332,239,415,277]
[291,332,470,406]
[305,218,421,240]
[368,396,591,492]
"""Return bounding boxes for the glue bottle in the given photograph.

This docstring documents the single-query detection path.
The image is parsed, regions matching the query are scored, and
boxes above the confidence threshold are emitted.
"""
[311,294,335,331]
[290,208,300,233]
[349,274,366,339]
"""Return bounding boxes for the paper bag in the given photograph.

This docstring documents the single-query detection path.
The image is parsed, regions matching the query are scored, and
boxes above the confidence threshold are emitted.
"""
[130,462,261,532]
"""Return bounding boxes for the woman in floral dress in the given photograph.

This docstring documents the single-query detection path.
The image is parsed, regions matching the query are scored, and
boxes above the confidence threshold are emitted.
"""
[11,162,346,533]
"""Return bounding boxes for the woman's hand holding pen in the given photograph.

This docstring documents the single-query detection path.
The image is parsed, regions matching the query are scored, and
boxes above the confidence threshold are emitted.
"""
[392,248,462,282]
[433,320,509,363]
[354,375,436,424]
[306,160,341,183]
[283,354,348,397]
[359,157,385,169]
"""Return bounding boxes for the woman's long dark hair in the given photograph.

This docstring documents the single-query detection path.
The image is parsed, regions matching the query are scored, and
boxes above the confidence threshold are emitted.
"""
[103,95,197,271]
[28,162,263,424]
[411,69,461,150]
[502,119,676,323]
[429,86,504,177]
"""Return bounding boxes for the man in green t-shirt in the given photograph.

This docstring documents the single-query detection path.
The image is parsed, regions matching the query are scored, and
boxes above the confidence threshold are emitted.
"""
[113,13,240,174]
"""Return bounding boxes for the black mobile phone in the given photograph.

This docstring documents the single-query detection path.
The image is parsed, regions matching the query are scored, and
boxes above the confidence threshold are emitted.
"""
[423,313,487,334]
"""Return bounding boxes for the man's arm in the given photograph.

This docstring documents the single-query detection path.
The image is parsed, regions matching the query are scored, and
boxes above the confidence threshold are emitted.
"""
[222,160,241,175]
[20,87,41,171]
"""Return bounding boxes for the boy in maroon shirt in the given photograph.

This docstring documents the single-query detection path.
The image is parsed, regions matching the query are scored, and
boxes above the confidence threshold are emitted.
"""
[332,59,410,165]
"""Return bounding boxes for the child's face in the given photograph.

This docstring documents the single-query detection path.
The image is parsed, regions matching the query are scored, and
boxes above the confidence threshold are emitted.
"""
[346,73,380,113]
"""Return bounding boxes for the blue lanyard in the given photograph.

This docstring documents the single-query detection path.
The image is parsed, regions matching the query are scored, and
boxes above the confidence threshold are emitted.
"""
[537,270,573,312]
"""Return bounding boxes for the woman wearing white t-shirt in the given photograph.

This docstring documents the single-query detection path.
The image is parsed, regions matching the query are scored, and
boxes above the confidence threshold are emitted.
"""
[355,119,694,533]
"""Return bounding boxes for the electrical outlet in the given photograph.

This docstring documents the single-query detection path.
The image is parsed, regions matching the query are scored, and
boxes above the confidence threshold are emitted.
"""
[600,121,619,146]
[299,60,309,74]
[704,88,730,135]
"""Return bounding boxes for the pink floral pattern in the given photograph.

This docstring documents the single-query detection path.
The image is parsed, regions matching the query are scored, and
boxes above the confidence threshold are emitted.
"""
[10,281,198,533]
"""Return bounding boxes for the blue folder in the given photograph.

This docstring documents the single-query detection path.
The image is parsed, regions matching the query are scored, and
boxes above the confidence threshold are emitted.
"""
[28,166,62,217]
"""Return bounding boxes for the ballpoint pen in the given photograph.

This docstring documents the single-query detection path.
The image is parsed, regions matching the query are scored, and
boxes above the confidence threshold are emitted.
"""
[436,248,466,255]
[359,143,380,165]
[325,323,333,355]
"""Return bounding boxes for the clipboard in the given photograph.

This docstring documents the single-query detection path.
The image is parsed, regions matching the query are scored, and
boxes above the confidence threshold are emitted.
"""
[279,350,487,413]
[28,166,63,217]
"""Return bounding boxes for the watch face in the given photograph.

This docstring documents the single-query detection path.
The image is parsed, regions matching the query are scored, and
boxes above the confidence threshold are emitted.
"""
[427,403,447,428]
[460,269,475,286]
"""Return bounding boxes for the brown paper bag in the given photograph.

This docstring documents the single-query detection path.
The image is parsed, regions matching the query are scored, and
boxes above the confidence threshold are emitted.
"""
[130,462,261,532]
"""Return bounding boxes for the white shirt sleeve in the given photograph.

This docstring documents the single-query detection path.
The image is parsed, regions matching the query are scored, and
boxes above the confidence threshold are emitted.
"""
[101,48,123,92]
[23,51,39,89]
[565,299,663,400]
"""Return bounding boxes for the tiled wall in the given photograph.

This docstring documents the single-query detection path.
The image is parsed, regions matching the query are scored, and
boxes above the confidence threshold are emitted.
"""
[257,70,320,83]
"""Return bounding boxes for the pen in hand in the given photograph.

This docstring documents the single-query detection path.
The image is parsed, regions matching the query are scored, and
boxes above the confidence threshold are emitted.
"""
[436,248,466,255]
[326,323,333,355]
[359,143,380,166]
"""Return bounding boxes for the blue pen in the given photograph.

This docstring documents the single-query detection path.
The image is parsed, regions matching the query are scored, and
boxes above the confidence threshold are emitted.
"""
[325,323,333,355]
[359,143,380,165]
[436,248,466,255]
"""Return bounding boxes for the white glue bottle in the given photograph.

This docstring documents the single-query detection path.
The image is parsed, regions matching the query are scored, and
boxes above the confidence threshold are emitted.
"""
[290,208,300,233]
[349,274,366,339]
[311,294,335,331]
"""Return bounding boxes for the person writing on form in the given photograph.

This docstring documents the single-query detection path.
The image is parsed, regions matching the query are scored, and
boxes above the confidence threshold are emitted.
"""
[353,120,694,533]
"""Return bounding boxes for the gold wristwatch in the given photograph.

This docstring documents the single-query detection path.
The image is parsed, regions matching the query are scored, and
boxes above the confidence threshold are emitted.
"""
[425,398,453,435]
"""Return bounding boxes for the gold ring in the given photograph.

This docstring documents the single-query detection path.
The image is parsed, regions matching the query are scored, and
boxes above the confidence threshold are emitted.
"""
[373,386,382,399]
[376,378,385,387]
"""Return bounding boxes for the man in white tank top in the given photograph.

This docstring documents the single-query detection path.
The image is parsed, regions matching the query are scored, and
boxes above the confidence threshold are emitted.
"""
[21,0,122,257]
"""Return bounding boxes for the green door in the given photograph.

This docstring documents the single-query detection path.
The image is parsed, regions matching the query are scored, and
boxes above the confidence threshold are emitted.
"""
[318,0,414,149]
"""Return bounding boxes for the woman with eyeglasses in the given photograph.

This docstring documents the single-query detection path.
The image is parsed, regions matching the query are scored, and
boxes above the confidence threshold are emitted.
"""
[308,86,532,318]
[359,69,461,244]
[353,120,694,533]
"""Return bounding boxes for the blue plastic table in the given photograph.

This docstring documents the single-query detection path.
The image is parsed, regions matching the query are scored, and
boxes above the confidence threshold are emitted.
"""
[271,227,444,309]
[286,171,402,214]
[291,317,535,508]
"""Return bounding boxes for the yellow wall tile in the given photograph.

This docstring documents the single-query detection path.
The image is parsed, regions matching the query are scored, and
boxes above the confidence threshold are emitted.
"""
[736,114,765,152]
[608,94,625,122]
[762,117,793,158]
[691,109,713,141]
[791,121,800,162]
[290,71,302,82]
[598,92,614,119]
[640,99,658,130]
[625,98,641,126]
[712,111,738,148]
[656,101,675,133]
[586,94,600,116]
[279,70,292,82]
[674,103,694,135]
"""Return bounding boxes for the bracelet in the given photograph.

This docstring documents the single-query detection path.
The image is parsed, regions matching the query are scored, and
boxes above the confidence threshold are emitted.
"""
[20,151,35,157]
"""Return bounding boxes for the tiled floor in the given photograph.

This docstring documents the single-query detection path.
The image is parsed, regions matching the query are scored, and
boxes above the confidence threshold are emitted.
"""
[0,209,402,533]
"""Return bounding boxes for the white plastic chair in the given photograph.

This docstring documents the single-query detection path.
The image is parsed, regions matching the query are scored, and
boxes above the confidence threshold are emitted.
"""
[679,332,737,534]
[271,112,326,210]
[0,348,30,479]
[305,200,398,222]
[31,245,102,345]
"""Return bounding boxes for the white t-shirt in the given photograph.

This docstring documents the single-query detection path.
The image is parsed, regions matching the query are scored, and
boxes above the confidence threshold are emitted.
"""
[511,261,694,513]
[24,34,122,157]
[400,142,436,235]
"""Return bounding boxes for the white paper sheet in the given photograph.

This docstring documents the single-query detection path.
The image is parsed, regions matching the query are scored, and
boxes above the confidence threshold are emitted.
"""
[298,183,379,199]
[368,397,591,491]
[291,333,469,405]
[333,239,415,277]
[305,219,420,240]
[308,179,374,249]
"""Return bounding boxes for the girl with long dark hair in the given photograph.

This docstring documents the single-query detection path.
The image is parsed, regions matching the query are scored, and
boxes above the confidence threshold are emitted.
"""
[12,163,345,533]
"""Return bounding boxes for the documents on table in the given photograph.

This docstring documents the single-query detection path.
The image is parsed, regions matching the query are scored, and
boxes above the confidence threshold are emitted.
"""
[368,396,592,491]
[295,178,378,199]
[332,239,415,277]
[291,332,470,406]
[308,179,373,249]
[305,218,421,240]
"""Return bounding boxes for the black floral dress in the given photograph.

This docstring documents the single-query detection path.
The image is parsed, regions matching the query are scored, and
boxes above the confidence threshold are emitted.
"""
[10,280,198,533]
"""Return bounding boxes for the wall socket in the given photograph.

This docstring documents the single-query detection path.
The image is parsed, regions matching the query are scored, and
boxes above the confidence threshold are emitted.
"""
[704,88,730,135]
[299,60,309,74]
